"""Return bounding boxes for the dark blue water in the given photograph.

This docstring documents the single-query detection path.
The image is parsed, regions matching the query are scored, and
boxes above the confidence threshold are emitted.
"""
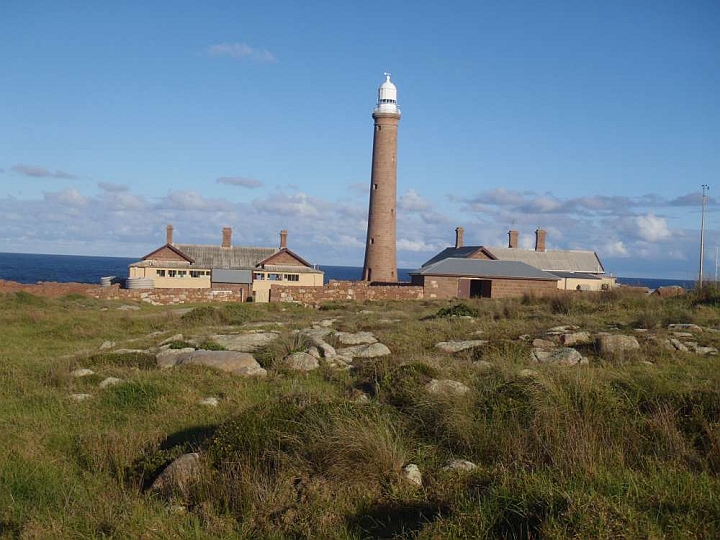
[0,252,694,290]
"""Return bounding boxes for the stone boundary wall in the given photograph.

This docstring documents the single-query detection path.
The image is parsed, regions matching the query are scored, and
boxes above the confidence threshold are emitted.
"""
[270,280,424,305]
[89,285,244,305]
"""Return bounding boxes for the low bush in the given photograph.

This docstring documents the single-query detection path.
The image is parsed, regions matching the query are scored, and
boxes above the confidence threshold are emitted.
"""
[86,351,157,370]
[433,303,479,319]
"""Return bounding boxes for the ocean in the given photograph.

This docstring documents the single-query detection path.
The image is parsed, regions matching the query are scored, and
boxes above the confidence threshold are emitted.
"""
[0,252,695,291]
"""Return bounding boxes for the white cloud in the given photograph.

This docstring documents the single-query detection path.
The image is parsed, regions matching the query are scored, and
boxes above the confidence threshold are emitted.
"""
[397,238,438,252]
[43,188,89,207]
[253,192,325,218]
[398,189,431,212]
[217,176,263,188]
[98,182,129,192]
[635,213,671,242]
[159,190,233,212]
[12,164,78,180]
[206,42,277,63]
[602,240,629,257]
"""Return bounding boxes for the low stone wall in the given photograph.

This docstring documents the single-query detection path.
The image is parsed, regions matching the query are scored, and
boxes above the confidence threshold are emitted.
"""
[270,280,424,305]
[0,280,100,297]
[89,285,244,305]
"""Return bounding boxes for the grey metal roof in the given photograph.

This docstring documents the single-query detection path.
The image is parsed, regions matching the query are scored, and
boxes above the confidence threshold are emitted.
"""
[175,244,277,269]
[485,247,604,273]
[211,269,253,284]
[422,246,482,267]
[550,271,602,280]
[261,264,323,274]
[411,258,560,281]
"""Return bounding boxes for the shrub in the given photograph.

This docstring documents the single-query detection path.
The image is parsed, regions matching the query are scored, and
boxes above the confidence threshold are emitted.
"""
[434,303,478,319]
[196,339,226,351]
[168,340,194,349]
[181,306,226,325]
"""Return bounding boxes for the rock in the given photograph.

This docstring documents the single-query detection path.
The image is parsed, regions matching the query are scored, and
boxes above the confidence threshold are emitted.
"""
[150,453,201,499]
[70,393,93,401]
[348,389,372,403]
[317,318,337,328]
[668,323,702,333]
[653,286,685,298]
[560,332,591,346]
[401,464,422,487]
[335,331,378,345]
[99,341,115,350]
[283,352,320,372]
[475,360,493,371]
[669,338,689,352]
[302,327,334,341]
[531,347,587,366]
[425,379,470,396]
[672,332,694,338]
[519,369,540,379]
[156,348,195,369]
[691,345,718,356]
[532,338,556,348]
[98,377,122,389]
[177,350,267,377]
[596,335,640,355]
[199,397,219,407]
[442,459,477,472]
[116,304,140,311]
[318,342,337,358]
[307,346,321,359]
[211,332,279,352]
[641,361,654,366]
[434,340,487,353]
[70,368,94,378]
[160,334,184,346]
[545,325,579,335]
[337,342,391,359]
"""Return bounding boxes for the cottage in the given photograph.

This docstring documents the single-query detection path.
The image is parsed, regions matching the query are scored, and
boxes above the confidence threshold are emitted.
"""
[421,227,615,292]
[128,226,323,302]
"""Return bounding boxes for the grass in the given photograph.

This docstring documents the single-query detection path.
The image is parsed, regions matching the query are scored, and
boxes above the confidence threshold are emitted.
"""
[0,289,719,538]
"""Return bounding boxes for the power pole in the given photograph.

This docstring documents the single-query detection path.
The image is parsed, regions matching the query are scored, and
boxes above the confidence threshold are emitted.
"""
[699,184,709,288]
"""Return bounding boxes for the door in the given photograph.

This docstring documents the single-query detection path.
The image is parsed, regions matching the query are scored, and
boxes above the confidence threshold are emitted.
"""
[469,279,492,298]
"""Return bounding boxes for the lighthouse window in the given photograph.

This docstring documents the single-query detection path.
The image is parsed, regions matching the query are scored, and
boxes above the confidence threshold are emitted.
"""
[370,238,374,244]
[376,126,381,131]
[373,184,377,190]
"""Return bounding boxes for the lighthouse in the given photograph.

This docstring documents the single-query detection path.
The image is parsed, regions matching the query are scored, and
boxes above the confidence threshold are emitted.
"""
[362,73,401,282]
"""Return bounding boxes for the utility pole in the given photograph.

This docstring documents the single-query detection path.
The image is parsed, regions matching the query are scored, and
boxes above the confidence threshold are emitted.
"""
[699,184,709,288]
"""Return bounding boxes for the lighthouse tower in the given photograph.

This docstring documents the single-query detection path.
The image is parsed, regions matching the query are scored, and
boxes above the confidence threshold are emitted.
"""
[362,73,401,282]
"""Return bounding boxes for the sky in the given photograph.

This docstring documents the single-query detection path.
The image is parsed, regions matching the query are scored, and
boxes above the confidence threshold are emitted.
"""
[1,0,718,279]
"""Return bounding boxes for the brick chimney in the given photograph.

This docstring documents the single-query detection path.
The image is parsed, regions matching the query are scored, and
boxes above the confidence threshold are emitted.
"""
[535,228,546,252]
[455,226,464,248]
[508,230,518,249]
[222,227,232,248]
[166,224,174,245]
[280,230,288,249]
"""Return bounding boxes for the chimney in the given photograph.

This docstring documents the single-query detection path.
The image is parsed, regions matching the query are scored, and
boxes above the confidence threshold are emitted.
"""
[222,227,232,248]
[535,228,546,252]
[166,224,174,245]
[455,226,464,248]
[508,230,518,249]
[280,230,288,249]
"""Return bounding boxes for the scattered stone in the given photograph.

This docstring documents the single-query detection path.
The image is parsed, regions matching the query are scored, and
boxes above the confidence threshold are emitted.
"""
[317,342,337,358]
[160,334,184,346]
[146,331,164,339]
[519,369,540,379]
[307,346,321,359]
[531,347,587,366]
[177,350,267,377]
[348,389,371,403]
[546,325,579,335]
[401,464,422,487]
[70,368,94,378]
[668,323,702,333]
[337,342,391,359]
[641,361,654,366]
[301,327,334,342]
[518,334,530,341]
[317,318,337,328]
[244,321,286,328]
[672,332,694,338]
[561,331,591,346]
[113,348,149,355]
[532,338,556,348]
[692,345,718,356]
[435,340,487,353]
[150,453,201,500]
[335,331,378,345]
[475,360,493,371]
[442,459,477,473]
[199,397,219,407]
[359,310,374,314]
[283,352,320,372]
[70,393,93,401]
[378,318,402,324]
[210,332,279,352]
[669,338,689,352]
[653,286,685,298]
[99,341,115,350]
[116,304,141,311]
[98,377,122,389]
[156,348,196,369]
[425,379,470,396]
[596,334,640,355]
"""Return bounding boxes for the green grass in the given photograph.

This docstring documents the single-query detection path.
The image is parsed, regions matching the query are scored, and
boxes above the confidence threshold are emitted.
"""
[0,289,719,538]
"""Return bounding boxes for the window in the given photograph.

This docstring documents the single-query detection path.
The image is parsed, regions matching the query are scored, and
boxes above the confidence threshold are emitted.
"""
[285,274,299,282]
[168,270,177,278]
[253,273,265,280]
[190,271,204,278]
[268,273,281,281]
[178,271,187,277]
[373,184,378,190]
[156,270,166,277]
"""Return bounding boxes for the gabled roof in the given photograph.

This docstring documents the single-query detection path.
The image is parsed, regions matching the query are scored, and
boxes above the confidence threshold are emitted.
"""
[140,243,194,263]
[421,246,485,267]
[257,248,315,269]
[483,247,605,274]
[174,244,277,269]
[411,258,559,281]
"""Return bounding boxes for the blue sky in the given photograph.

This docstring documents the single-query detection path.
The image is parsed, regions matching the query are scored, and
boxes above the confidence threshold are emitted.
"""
[1,0,718,279]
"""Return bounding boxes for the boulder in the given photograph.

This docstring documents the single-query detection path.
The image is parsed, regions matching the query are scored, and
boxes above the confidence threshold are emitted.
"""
[199,397,219,407]
[560,332,591,346]
[99,341,116,350]
[425,379,470,397]
[156,348,195,369]
[532,338,556,348]
[210,332,279,352]
[518,369,540,379]
[545,325,579,335]
[335,331,378,345]
[307,346,321,359]
[160,334,184,346]
[401,464,422,487]
[531,347,587,366]
[667,323,703,333]
[653,286,685,298]
[283,352,320,372]
[98,377,122,389]
[442,459,477,473]
[71,368,94,378]
[434,340,487,353]
[475,360,493,371]
[150,453,202,499]
[317,342,337,358]
[669,338,689,352]
[337,342,391,359]
[171,350,267,377]
[597,335,640,355]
